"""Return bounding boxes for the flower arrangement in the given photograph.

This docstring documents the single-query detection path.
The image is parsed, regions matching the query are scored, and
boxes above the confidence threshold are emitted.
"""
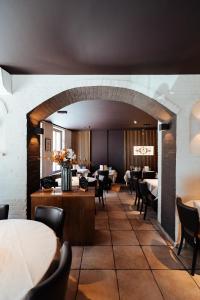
[51,148,76,167]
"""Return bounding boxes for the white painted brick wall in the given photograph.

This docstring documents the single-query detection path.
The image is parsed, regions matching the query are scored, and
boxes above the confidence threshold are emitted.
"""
[0,74,200,241]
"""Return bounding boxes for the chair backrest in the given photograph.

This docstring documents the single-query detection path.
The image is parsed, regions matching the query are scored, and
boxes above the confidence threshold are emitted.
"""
[142,171,156,179]
[35,206,65,239]
[138,181,150,201]
[98,170,109,179]
[25,241,72,300]
[132,178,141,197]
[71,169,77,176]
[176,197,199,237]
[40,176,58,188]
[130,170,142,179]
[0,204,9,220]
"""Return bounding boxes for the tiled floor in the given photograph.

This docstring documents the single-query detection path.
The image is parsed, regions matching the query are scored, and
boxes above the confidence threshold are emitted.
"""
[66,189,200,300]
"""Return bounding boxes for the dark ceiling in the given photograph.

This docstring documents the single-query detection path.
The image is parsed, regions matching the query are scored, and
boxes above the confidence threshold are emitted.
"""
[0,0,200,74]
[46,100,157,129]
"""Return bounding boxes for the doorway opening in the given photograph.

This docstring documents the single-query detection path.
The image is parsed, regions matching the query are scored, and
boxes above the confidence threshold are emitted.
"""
[27,86,176,240]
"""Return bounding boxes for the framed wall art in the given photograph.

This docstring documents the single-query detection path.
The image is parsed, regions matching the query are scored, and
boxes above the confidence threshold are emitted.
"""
[45,138,51,152]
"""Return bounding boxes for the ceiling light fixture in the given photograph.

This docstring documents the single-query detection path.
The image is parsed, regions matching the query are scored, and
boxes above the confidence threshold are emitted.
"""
[133,120,137,124]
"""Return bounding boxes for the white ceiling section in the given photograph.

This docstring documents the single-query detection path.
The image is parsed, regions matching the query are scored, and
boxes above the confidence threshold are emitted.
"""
[46,100,157,129]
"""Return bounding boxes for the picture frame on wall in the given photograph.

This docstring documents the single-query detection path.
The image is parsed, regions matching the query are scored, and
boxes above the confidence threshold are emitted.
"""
[45,138,51,152]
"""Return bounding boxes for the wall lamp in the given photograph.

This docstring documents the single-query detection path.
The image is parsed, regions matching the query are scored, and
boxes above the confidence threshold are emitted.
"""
[159,123,171,131]
[32,127,44,135]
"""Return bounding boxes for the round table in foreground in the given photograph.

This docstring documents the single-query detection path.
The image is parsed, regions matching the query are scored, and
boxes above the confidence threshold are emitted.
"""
[0,219,58,300]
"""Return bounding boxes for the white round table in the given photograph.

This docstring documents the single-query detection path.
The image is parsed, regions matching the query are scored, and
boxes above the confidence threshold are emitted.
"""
[0,219,58,300]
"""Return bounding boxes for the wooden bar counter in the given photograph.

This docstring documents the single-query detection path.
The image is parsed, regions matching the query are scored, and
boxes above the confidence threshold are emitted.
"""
[31,187,95,245]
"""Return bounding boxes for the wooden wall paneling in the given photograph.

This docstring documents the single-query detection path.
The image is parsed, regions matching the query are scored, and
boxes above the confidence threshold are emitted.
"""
[125,129,158,171]
[72,130,90,166]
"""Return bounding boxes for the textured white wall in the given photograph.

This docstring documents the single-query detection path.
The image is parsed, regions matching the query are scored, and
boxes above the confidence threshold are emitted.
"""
[0,74,200,240]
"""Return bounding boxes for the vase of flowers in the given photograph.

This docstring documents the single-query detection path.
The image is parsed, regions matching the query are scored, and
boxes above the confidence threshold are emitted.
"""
[52,149,76,191]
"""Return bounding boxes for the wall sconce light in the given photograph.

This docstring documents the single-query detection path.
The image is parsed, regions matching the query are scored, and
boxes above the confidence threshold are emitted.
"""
[159,123,170,131]
[32,127,44,135]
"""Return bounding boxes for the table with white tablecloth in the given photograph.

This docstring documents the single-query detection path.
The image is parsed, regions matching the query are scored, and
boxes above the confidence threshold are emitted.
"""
[93,169,118,183]
[143,179,158,198]
[76,168,90,177]
[56,176,96,187]
[0,219,58,300]
[124,170,157,184]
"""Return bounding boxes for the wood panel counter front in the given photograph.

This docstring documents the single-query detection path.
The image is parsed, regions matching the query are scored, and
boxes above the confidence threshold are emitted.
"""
[31,187,95,246]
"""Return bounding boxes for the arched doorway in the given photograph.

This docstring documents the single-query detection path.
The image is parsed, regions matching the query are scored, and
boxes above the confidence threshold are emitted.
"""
[27,86,176,240]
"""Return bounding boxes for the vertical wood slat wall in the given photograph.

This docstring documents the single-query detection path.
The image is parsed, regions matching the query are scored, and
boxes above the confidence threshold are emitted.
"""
[71,128,158,173]
[124,129,158,171]
[72,130,90,166]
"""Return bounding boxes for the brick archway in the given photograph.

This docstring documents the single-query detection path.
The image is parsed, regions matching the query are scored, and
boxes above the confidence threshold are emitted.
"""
[27,86,176,240]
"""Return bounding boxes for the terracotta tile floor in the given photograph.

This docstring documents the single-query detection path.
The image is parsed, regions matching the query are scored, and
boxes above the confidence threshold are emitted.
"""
[66,189,200,300]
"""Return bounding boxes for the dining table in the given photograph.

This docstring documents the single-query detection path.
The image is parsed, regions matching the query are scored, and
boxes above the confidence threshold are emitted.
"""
[124,170,157,184]
[76,168,90,177]
[56,176,96,187]
[143,178,158,198]
[93,169,118,183]
[0,219,58,300]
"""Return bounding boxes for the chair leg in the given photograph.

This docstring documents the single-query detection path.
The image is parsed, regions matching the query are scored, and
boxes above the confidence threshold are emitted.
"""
[177,234,184,255]
[137,197,141,211]
[102,196,105,207]
[191,241,199,276]
[140,199,143,214]
[134,195,138,206]
[143,203,148,220]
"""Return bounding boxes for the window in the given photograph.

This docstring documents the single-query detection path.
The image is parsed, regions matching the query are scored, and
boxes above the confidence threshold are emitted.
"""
[52,127,65,172]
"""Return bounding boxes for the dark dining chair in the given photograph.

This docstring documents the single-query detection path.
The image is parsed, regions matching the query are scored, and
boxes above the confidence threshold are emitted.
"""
[35,206,65,240]
[176,197,200,275]
[25,241,72,300]
[133,178,142,210]
[128,171,135,194]
[97,170,111,192]
[95,179,105,208]
[71,169,77,176]
[142,171,156,179]
[138,181,156,219]
[0,204,9,220]
[131,170,142,180]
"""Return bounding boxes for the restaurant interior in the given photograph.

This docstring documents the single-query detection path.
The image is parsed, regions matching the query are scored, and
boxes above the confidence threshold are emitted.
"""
[1,1,200,300]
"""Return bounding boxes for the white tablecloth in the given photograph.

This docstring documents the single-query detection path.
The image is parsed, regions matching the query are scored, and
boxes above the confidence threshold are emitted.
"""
[76,168,90,177]
[124,170,131,183]
[0,219,57,300]
[56,176,96,187]
[93,169,118,183]
[124,170,156,183]
[143,179,158,197]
